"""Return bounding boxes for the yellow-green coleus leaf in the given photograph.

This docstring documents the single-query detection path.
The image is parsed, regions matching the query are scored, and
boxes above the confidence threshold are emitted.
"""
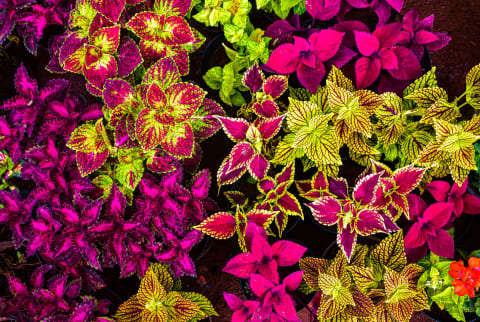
[67,119,107,153]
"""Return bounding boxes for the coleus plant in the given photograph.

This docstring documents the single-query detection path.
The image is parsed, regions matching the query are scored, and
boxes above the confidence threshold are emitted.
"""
[115,263,217,321]
[222,231,306,321]
[51,0,143,95]
[215,114,285,186]
[0,0,71,54]
[67,57,224,196]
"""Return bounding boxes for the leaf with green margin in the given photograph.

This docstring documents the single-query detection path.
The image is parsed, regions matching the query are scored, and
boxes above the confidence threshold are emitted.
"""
[466,63,480,92]
[431,287,466,322]
[90,25,121,54]
[115,158,144,190]
[92,174,113,199]
[143,57,180,88]
[67,119,106,153]
[293,114,333,147]
[370,230,407,273]
[193,212,236,239]
[160,123,195,157]
[136,108,165,151]
[289,87,311,101]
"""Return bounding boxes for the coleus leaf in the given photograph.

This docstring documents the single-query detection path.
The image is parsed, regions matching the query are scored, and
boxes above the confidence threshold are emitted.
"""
[370,230,406,273]
[67,119,107,153]
[193,212,236,239]
[91,0,125,23]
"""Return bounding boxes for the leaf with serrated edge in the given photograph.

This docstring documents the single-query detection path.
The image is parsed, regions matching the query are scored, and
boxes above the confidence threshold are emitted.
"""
[193,212,236,239]
[370,231,406,272]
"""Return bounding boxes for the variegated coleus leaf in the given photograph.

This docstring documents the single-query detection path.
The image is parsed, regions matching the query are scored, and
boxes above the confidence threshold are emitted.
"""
[216,115,285,186]
[115,263,212,322]
[416,116,480,184]
[307,172,397,261]
[126,9,197,74]
[255,163,303,236]
[273,98,341,168]
[295,170,331,201]
[364,160,426,219]
[194,206,277,252]
[67,119,111,176]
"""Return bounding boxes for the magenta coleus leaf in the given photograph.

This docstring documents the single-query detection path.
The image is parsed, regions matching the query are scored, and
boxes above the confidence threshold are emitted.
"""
[103,79,134,108]
[216,116,249,142]
[144,57,180,89]
[91,0,125,23]
[305,0,341,21]
[117,37,143,77]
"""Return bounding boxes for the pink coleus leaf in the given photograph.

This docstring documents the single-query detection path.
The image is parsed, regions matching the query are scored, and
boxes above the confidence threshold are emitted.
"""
[15,63,37,97]
[223,253,259,279]
[91,0,125,23]
[423,202,453,228]
[310,29,345,62]
[355,209,385,235]
[191,98,225,140]
[464,193,480,215]
[161,16,194,46]
[283,270,304,291]
[250,273,275,298]
[353,172,382,205]
[425,180,450,202]
[354,31,380,57]
[217,157,248,186]
[263,75,288,99]
[136,108,165,151]
[191,169,211,199]
[355,56,381,89]
[160,123,195,157]
[215,116,249,142]
[103,79,134,109]
[305,0,341,21]
[166,83,205,122]
[83,48,117,90]
[265,42,300,74]
[388,46,422,80]
[373,22,401,48]
[90,25,120,54]
[248,154,269,180]
[257,115,285,140]
[338,224,357,261]
[404,222,427,248]
[143,57,180,89]
[308,196,341,226]
[393,166,425,194]
[147,82,168,111]
[117,37,143,77]
[272,240,307,266]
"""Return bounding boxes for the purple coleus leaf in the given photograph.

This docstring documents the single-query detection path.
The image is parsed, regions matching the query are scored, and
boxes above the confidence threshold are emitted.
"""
[0,0,35,49]
[397,8,451,59]
[264,14,304,48]
[266,30,344,93]
[344,0,404,27]
[0,189,31,247]
[222,232,306,284]
[426,178,480,219]
[305,0,341,21]
[91,0,125,23]
[224,292,261,322]
[404,198,454,261]
[117,37,143,77]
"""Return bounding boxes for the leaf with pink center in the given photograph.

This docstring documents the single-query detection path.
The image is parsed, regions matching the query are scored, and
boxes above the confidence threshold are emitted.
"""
[308,196,341,226]
[59,33,87,66]
[147,82,167,111]
[229,142,255,170]
[194,212,236,239]
[353,172,382,205]
[191,98,225,140]
[248,154,269,180]
[355,209,385,235]
[103,79,134,109]
[117,37,143,77]
[215,116,249,142]
[257,114,285,140]
[283,271,304,291]
[15,63,37,97]
[263,75,288,98]
[136,108,165,151]
[242,64,264,93]
[217,156,247,186]
[76,150,109,177]
[127,12,161,42]
[166,83,205,122]
[253,100,279,118]
[91,0,125,23]
[83,50,117,90]
[305,0,341,20]
[250,273,275,298]
[160,123,194,157]
[143,57,180,88]
[90,25,120,54]
[161,16,195,46]
[338,224,357,261]
[277,192,302,216]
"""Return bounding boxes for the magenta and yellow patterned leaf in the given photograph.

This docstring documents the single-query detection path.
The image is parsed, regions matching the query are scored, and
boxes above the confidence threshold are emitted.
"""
[308,196,341,226]
[353,172,382,206]
[127,12,162,42]
[242,63,264,93]
[370,230,406,272]
[76,149,109,177]
[136,108,165,151]
[356,209,385,236]
[117,37,143,77]
[257,114,286,140]
[147,82,168,112]
[246,208,277,230]
[83,48,117,90]
[144,57,180,89]
[277,192,302,217]
[67,120,106,153]
[115,295,143,322]
[160,123,194,157]
[115,159,144,190]
[91,0,125,22]
[405,87,448,108]
[166,83,205,122]
[217,156,247,187]
[338,224,357,262]
[263,75,288,99]
[90,25,120,54]
[63,44,87,74]
[392,166,425,194]
[103,79,134,108]
[160,16,195,46]
[229,142,255,170]
[248,153,269,180]
[164,292,200,322]
[194,212,236,239]
[191,98,225,140]
[215,116,249,142]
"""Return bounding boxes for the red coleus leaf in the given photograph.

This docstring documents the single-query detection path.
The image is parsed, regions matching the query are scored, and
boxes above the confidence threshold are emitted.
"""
[308,196,341,226]
[338,224,357,261]
[242,63,264,93]
[305,0,341,21]
[103,79,134,108]
[193,212,236,239]
[353,172,382,205]
[160,122,195,157]
[127,12,161,42]
[166,83,205,122]
[355,56,381,89]
[393,166,425,194]
[229,142,255,170]
[222,253,259,279]
[427,229,454,258]
[91,0,125,23]
[257,115,285,140]
[423,202,453,228]
[263,75,288,99]
[248,154,269,180]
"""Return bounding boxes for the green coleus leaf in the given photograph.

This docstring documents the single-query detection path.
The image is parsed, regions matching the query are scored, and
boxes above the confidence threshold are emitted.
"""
[400,130,432,162]
[403,66,438,110]
[431,287,466,322]
[203,67,223,90]
[420,98,461,124]
[286,98,319,130]
[466,63,480,93]
[376,92,404,146]
[405,87,448,108]
[69,0,97,38]
[179,292,218,321]
[317,274,355,306]
[271,133,304,165]
[164,292,201,322]
[370,230,407,273]
[224,24,247,45]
